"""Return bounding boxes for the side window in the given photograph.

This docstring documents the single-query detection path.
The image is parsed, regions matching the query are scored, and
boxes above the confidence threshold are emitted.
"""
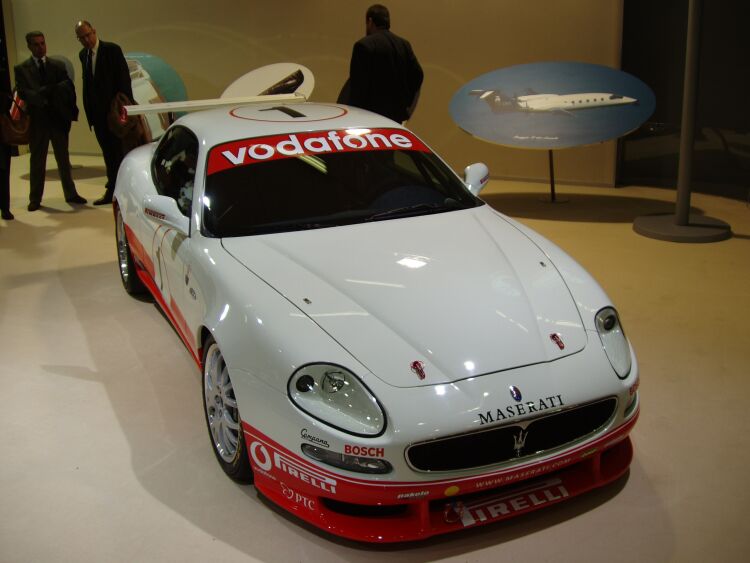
[151,126,199,216]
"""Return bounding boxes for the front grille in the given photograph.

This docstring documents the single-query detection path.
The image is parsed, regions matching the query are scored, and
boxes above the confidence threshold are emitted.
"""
[407,398,617,472]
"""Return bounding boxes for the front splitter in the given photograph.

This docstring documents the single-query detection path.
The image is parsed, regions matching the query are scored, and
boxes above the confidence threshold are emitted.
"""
[244,412,636,542]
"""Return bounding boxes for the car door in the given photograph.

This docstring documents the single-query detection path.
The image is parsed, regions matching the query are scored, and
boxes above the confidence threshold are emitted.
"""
[150,126,200,352]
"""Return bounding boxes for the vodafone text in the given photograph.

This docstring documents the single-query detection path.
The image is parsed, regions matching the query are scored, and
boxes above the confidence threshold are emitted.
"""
[208,128,429,174]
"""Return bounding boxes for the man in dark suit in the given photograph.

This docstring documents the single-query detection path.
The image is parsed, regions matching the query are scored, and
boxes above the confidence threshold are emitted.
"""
[75,20,133,205]
[15,31,85,211]
[339,4,423,124]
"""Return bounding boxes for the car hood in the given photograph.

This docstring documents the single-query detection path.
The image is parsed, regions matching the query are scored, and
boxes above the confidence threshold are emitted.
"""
[221,206,586,388]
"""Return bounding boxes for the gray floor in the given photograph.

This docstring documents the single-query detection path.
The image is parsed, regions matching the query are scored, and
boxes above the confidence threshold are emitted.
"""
[1,154,749,562]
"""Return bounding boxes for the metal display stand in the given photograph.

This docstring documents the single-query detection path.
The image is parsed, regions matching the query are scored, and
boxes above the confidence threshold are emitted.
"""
[544,149,569,203]
[633,0,731,242]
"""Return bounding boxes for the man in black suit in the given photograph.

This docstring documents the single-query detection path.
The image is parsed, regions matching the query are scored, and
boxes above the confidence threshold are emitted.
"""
[340,4,423,124]
[75,20,133,205]
[15,31,85,211]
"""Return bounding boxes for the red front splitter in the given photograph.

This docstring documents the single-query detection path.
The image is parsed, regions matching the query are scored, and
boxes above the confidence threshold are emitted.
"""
[244,411,637,543]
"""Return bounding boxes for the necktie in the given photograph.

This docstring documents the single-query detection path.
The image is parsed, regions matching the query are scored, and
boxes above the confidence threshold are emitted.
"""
[86,49,94,81]
[38,59,46,80]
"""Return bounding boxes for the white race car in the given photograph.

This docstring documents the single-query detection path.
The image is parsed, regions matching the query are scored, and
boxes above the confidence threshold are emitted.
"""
[113,99,639,542]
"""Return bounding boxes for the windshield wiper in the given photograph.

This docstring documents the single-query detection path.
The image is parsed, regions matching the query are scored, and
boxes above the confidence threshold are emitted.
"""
[365,203,447,222]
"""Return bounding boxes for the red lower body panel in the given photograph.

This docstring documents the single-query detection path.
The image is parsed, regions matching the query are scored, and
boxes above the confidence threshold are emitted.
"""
[243,410,637,542]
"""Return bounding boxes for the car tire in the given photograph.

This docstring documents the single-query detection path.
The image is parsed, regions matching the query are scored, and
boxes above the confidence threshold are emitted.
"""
[202,336,254,483]
[115,206,147,295]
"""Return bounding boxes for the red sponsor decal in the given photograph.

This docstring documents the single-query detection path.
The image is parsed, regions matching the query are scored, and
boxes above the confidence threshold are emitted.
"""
[344,445,385,458]
[280,482,317,511]
[396,490,429,500]
[249,438,337,494]
[144,207,166,220]
[460,478,570,527]
[207,128,430,175]
[471,457,573,490]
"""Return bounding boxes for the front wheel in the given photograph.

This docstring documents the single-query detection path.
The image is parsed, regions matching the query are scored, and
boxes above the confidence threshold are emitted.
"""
[115,206,147,295]
[202,336,253,483]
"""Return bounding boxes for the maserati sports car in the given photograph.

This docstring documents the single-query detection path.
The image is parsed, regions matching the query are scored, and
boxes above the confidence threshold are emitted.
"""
[113,99,639,542]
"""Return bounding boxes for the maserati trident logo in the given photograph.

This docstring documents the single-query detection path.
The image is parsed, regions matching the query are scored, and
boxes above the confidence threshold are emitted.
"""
[411,360,426,380]
[509,385,522,402]
[513,429,529,457]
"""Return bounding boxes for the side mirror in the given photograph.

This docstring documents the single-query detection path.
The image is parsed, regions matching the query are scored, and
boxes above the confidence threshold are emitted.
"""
[142,194,190,235]
[464,162,489,196]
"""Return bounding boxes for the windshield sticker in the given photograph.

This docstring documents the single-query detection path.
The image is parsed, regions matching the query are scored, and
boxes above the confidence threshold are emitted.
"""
[207,128,430,175]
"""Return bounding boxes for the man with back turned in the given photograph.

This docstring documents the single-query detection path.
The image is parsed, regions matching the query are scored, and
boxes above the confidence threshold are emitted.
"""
[339,4,423,124]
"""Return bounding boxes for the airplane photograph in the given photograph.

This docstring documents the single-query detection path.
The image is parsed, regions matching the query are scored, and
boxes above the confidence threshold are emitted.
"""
[470,89,638,115]
[451,61,654,149]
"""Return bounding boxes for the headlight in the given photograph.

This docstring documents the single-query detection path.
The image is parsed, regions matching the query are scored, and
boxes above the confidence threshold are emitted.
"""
[595,307,632,379]
[288,363,386,436]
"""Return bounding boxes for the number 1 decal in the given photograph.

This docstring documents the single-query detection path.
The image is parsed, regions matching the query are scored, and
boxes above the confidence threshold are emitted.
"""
[259,106,307,118]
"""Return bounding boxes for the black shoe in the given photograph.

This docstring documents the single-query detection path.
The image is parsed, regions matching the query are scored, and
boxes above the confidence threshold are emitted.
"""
[28,202,40,212]
[1,209,13,220]
[66,194,88,205]
[93,193,113,206]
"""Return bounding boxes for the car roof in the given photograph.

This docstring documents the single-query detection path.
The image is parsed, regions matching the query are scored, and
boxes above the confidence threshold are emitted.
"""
[174,102,406,146]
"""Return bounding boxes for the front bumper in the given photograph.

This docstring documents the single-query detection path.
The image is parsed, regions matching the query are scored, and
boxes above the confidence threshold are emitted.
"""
[242,407,638,542]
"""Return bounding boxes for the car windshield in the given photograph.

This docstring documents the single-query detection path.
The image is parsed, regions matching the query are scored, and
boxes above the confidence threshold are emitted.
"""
[202,127,482,237]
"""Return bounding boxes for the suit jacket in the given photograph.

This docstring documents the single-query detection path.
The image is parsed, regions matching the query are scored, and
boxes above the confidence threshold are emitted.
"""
[79,40,133,128]
[14,57,78,131]
[345,29,423,123]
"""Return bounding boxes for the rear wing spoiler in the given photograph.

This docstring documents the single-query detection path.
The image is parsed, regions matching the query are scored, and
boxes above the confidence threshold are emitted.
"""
[124,92,307,116]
